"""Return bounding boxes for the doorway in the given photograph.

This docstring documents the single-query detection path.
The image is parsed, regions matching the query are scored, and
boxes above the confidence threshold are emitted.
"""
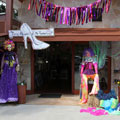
[34,42,72,93]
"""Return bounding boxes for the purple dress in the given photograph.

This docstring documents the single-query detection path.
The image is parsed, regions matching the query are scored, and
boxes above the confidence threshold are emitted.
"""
[0,51,18,103]
[83,62,95,75]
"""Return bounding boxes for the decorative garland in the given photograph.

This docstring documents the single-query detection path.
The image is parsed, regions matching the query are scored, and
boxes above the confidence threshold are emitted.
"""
[28,0,111,25]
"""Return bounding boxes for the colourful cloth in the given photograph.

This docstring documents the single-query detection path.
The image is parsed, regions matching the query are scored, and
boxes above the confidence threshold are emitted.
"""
[100,98,118,113]
[109,111,120,115]
[80,107,108,116]
[80,73,99,103]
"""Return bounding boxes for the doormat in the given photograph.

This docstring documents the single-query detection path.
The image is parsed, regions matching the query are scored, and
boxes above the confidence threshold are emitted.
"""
[39,93,62,98]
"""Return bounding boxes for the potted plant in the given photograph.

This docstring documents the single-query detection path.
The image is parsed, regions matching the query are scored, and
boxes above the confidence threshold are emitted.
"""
[17,67,27,104]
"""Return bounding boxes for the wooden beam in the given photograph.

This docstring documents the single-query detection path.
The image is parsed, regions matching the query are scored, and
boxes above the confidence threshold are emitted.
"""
[12,28,120,42]
[13,35,120,42]
[55,28,120,36]
[0,33,7,36]
[6,0,13,33]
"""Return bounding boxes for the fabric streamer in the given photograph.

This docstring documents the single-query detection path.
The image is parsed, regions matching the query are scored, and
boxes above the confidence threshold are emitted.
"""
[41,1,46,18]
[35,0,38,15]
[55,7,60,23]
[86,8,88,23]
[28,0,32,10]
[71,8,76,24]
[27,0,111,26]
[76,8,78,25]
[60,7,64,24]
[52,4,56,18]
[63,8,67,24]
[38,3,42,16]
[82,9,86,25]
[66,8,70,25]
[78,7,81,25]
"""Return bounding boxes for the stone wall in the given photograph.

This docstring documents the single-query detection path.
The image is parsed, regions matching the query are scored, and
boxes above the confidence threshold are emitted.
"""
[18,0,120,28]
[17,43,31,90]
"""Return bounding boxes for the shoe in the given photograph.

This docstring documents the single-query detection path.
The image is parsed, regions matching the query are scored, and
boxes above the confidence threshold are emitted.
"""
[89,92,97,95]
[79,100,87,104]
[20,23,50,50]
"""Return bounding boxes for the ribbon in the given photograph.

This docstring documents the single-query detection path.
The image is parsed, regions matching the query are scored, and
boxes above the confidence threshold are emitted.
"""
[45,2,50,20]
[89,5,92,22]
[28,0,32,10]
[38,3,42,16]
[82,9,85,25]
[102,0,105,13]
[63,8,67,24]
[66,8,70,25]
[52,4,56,17]
[76,7,78,25]
[32,0,36,9]
[76,7,81,25]
[38,0,42,5]
[50,3,53,21]
[28,0,36,10]
[35,0,38,15]
[108,0,112,12]
[71,8,76,24]
[78,7,81,25]
[106,0,111,13]
[69,8,72,25]
[60,7,64,24]
[55,7,60,23]
[42,1,47,18]
[86,8,88,23]
[105,0,108,13]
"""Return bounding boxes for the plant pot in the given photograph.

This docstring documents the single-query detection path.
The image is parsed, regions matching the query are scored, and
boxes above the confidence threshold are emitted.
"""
[17,85,27,104]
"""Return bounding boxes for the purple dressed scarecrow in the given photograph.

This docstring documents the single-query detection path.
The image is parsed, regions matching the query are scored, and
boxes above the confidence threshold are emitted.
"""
[0,40,20,103]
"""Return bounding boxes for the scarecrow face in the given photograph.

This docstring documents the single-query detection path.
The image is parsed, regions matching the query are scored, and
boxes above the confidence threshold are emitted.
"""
[7,45,12,51]
[85,51,91,57]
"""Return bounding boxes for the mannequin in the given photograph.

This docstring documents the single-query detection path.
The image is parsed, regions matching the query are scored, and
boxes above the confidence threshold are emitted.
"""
[79,48,99,104]
[0,40,19,103]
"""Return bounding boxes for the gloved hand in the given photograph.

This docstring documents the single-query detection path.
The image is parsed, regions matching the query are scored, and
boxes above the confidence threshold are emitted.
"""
[16,64,20,72]
[0,69,3,74]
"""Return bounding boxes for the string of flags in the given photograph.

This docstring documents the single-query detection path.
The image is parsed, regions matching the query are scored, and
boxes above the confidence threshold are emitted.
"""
[28,0,111,25]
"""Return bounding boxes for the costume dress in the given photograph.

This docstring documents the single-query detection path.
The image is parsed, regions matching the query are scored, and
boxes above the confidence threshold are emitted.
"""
[0,51,18,103]
[80,56,99,103]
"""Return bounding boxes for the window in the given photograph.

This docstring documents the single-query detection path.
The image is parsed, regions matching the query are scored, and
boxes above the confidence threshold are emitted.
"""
[0,1,6,15]
[92,8,102,22]
[0,1,18,19]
